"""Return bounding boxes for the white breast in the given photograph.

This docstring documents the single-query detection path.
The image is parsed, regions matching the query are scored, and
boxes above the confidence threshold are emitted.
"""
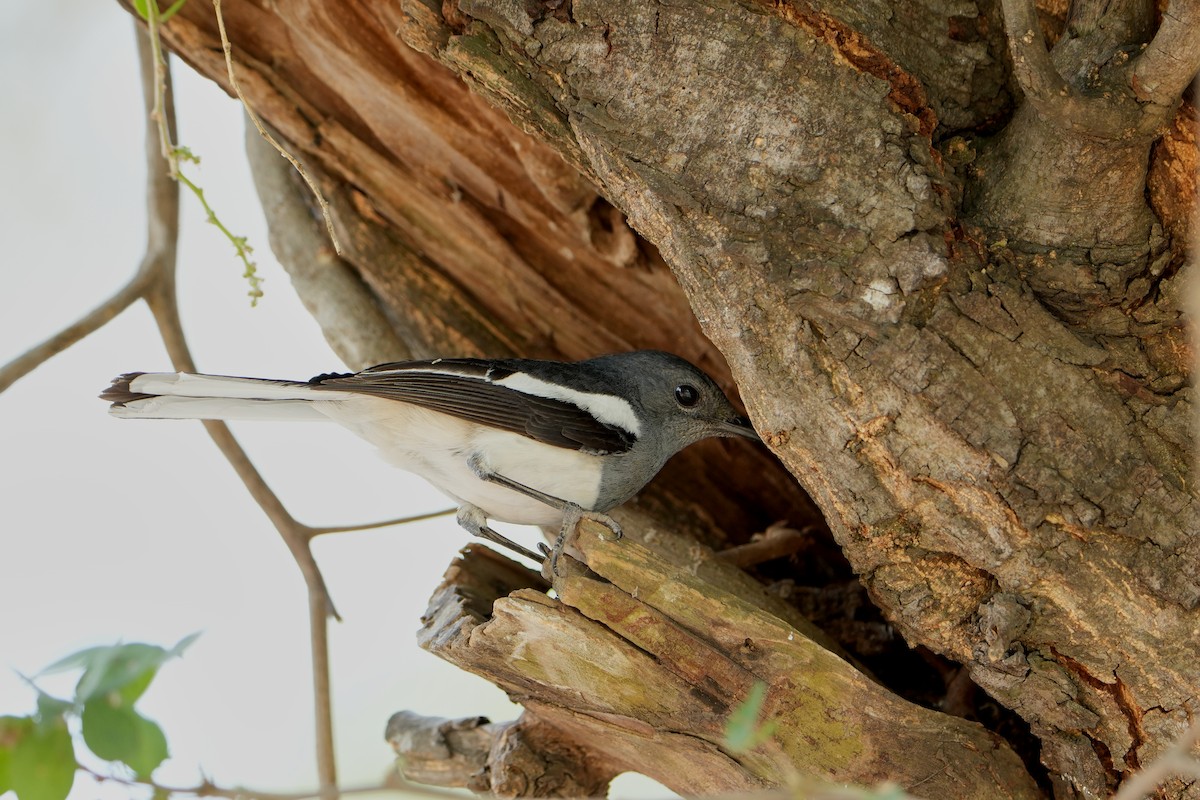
[311,396,604,526]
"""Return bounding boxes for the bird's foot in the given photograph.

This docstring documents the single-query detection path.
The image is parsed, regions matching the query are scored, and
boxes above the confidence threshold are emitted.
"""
[539,504,622,576]
[456,504,544,562]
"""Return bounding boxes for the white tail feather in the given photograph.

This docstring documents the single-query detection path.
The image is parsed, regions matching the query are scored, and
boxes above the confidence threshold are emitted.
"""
[104,371,351,421]
[110,396,328,421]
[128,372,334,401]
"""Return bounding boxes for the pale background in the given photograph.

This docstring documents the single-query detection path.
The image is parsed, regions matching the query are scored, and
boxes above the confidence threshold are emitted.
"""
[0,2,664,797]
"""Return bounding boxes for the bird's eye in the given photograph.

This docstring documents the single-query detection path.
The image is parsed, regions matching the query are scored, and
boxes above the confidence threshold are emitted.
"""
[675,384,700,407]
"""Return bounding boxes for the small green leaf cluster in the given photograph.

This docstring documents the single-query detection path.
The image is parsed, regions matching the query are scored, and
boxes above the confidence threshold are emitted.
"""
[0,634,198,800]
[724,680,779,753]
[175,172,264,305]
[132,0,188,24]
[140,0,265,306]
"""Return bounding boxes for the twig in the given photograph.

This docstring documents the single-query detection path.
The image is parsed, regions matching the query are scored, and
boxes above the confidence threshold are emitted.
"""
[212,0,343,256]
[308,586,337,800]
[140,22,351,798]
[0,13,456,800]
[718,523,814,568]
[0,273,150,394]
[145,0,262,303]
[176,169,263,301]
[303,508,456,539]
[80,762,393,800]
[1111,718,1200,800]
[145,0,177,175]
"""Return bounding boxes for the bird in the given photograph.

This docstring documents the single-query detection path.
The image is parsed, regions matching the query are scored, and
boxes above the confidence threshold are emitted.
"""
[100,350,759,568]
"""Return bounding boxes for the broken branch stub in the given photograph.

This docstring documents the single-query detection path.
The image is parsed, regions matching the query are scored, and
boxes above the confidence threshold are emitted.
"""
[411,527,1041,799]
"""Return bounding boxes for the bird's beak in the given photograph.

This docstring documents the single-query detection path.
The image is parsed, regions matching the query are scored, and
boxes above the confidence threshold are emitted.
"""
[719,415,760,442]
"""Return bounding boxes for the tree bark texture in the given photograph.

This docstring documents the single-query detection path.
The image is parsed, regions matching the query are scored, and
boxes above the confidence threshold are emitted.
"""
[138,1,1197,797]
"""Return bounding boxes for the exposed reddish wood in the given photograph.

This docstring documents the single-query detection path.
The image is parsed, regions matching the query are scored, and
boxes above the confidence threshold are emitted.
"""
[141,0,822,545]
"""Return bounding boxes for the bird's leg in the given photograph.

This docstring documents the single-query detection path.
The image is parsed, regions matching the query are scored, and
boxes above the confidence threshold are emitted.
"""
[466,454,622,574]
[455,503,545,562]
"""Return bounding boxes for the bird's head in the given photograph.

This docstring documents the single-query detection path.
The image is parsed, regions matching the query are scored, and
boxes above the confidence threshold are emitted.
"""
[591,351,759,455]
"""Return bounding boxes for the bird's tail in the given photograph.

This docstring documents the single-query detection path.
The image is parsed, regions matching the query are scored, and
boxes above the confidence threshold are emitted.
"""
[101,372,338,421]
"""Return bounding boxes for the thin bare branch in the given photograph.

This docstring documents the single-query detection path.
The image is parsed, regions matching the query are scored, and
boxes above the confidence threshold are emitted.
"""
[1132,0,1200,108]
[80,763,392,800]
[0,2,177,394]
[718,523,814,568]
[304,508,456,539]
[0,274,149,394]
[134,23,341,797]
[83,755,935,800]
[145,0,178,176]
[308,589,338,800]
[5,14,457,800]
[212,0,343,256]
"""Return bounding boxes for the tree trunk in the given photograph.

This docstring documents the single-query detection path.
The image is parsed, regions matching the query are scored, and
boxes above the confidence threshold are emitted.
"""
[137,0,1197,797]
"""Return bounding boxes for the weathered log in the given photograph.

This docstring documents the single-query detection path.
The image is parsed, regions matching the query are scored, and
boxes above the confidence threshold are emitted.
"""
[407,527,1041,798]
[385,711,503,788]
[385,710,618,796]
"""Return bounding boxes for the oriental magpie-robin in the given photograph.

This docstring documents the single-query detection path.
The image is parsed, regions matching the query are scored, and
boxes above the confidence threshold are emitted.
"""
[101,351,758,567]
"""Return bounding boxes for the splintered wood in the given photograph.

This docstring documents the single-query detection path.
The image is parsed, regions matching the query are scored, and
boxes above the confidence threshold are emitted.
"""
[402,526,1041,799]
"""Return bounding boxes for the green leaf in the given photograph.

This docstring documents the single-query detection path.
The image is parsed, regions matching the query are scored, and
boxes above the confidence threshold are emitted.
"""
[9,717,75,800]
[65,634,198,706]
[167,632,201,660]
[37,646,110,677]
[33,696,72,729]
[74,644,166,705]
[81,699,168,778]
[132,0,149,20]
[0,716,35,793]
[724,681,777,753]
[158,0,190,23]
[173,146,200,165]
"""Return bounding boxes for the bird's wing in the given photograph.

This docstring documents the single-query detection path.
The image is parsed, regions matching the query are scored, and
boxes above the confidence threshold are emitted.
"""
[309,358,636,454]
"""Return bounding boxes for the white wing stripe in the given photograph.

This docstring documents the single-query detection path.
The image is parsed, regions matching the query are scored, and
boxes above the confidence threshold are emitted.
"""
[359,365,494,379]
[495,373,641,436]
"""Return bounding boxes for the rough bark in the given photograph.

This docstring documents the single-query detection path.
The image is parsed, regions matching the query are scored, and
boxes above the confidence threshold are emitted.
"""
[387,2,1197,795]
[136,0,1199,797]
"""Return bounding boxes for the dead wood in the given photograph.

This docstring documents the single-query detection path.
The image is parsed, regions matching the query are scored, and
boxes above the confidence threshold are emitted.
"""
[404,526,1041,798]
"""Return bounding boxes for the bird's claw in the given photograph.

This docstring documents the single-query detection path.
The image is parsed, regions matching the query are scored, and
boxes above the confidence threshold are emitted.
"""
[592,513,623,542]
[539,505,624,576]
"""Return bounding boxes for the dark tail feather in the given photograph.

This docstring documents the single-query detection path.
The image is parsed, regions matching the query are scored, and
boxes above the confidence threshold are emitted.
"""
[99,372,152,405]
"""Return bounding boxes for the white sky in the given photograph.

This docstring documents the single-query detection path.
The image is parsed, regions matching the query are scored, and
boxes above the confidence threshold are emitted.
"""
[0,2,664,797]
